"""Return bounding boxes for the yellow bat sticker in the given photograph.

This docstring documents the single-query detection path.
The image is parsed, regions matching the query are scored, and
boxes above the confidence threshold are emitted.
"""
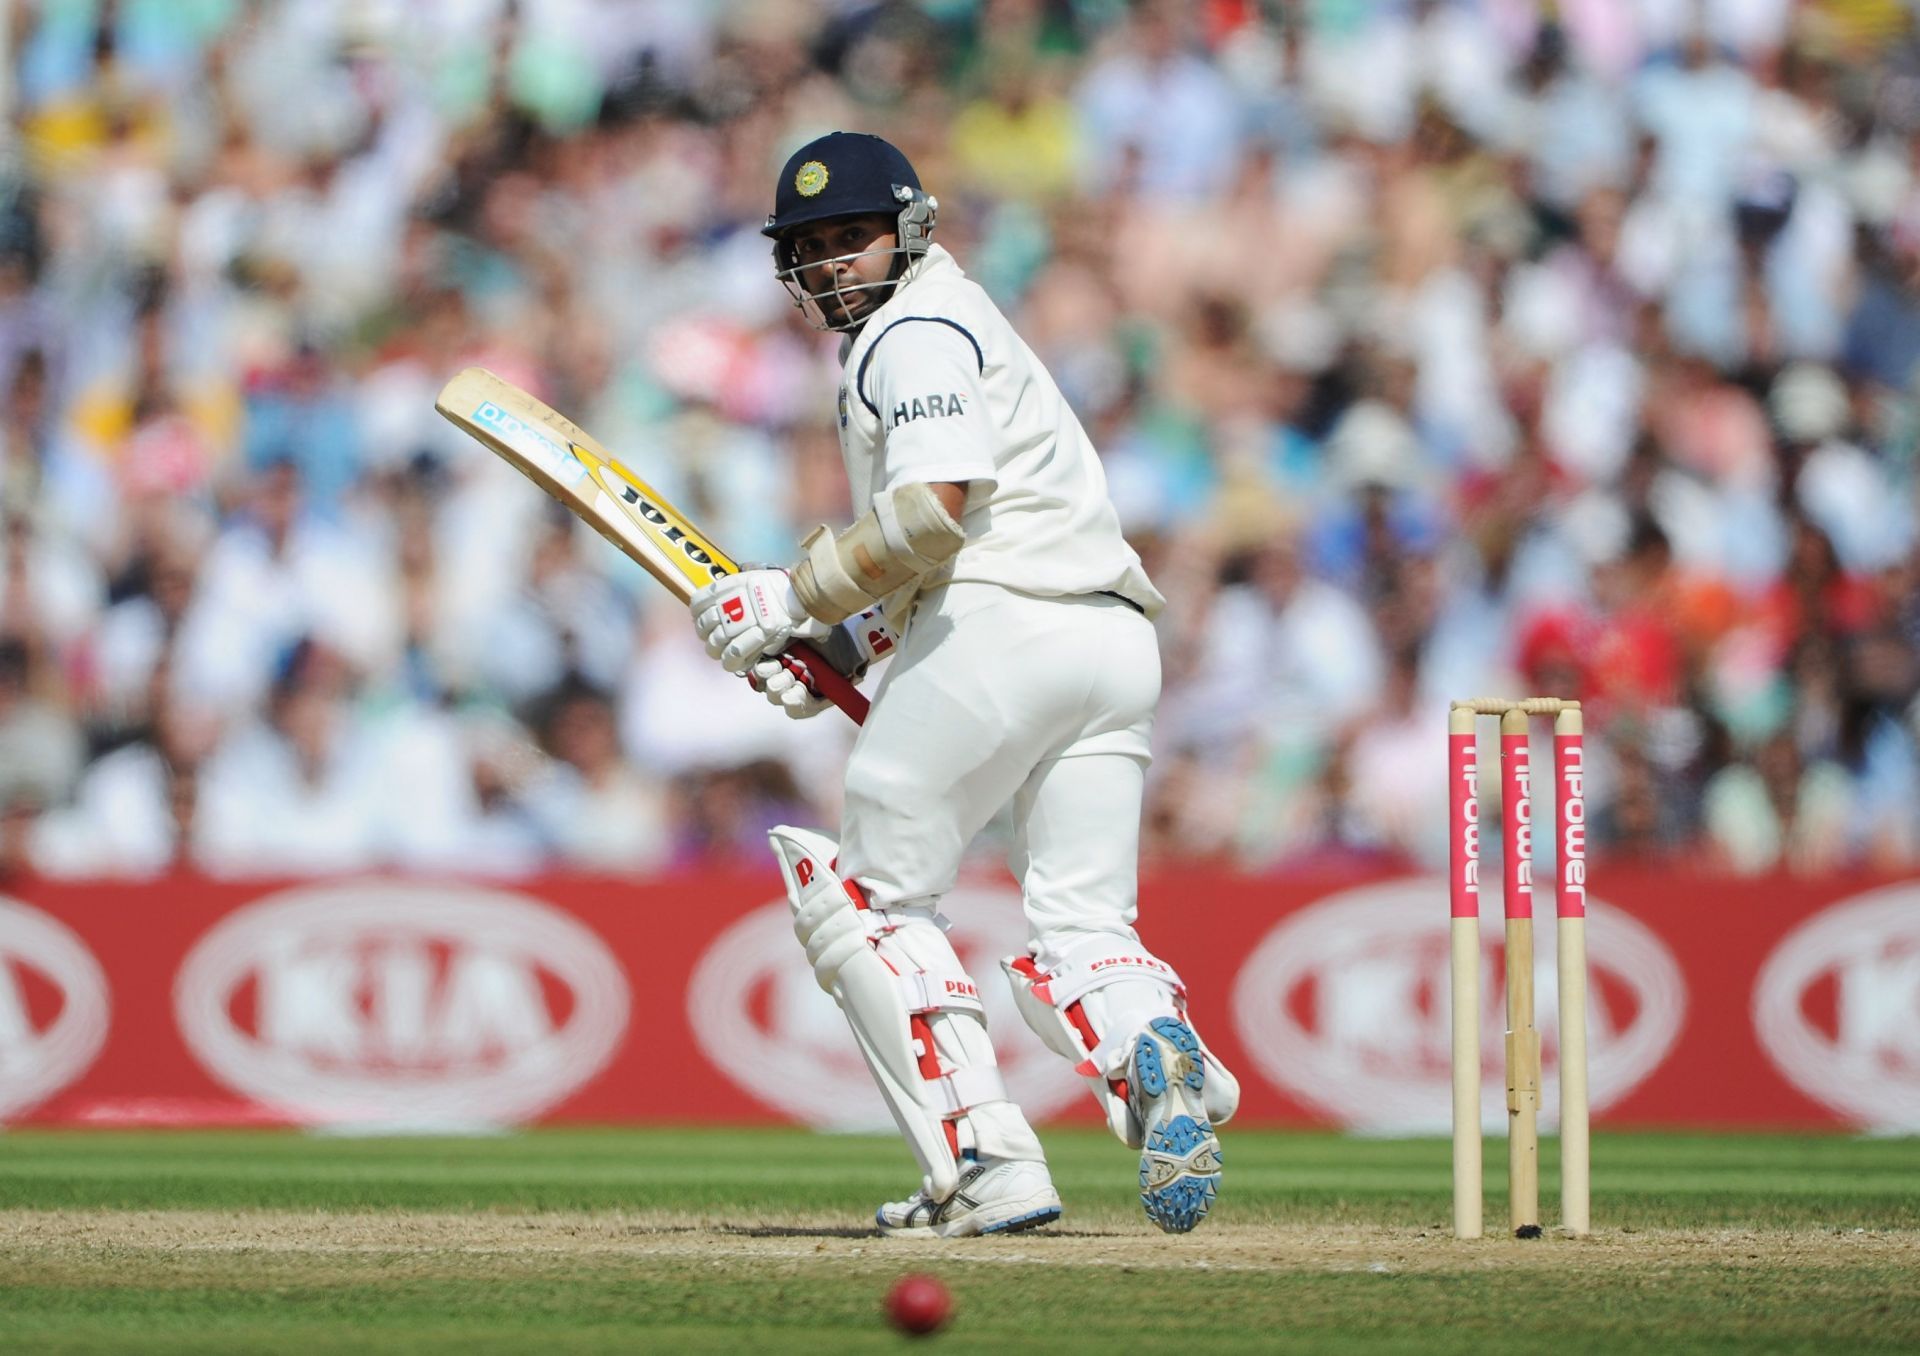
[567,440,738,591]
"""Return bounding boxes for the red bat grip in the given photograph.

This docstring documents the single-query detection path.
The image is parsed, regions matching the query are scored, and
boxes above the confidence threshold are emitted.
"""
[783,640,869,725]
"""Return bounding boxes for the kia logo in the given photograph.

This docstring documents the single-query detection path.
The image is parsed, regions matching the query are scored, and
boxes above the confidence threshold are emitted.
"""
[687,886,1082,1130]
[1231,878,1685,1132]
[1754,884,1920,1130]
[176,881,629,1127]
[0,897,110,1120]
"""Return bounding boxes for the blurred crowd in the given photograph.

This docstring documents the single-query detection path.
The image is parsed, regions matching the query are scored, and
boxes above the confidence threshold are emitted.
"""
[0,0,1917,881]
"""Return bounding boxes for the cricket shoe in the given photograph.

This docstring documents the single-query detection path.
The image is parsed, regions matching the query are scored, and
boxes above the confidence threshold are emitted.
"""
[876,1156,1063,1238]
[1130,1016,1223,1233]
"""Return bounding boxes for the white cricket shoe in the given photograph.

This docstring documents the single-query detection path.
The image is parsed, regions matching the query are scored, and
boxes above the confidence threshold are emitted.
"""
[876,1156,1063,1238]
[1130,1016,1224,1233]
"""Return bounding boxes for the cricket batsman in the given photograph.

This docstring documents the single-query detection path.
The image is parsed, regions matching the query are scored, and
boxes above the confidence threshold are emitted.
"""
[689,132,1238,1236]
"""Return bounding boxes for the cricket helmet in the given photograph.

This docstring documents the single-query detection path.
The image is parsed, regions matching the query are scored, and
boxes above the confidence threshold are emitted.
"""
[763,131,937,331]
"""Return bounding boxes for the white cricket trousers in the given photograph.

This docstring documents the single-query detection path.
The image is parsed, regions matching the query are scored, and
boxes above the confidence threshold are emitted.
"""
[837,581,1163,1165]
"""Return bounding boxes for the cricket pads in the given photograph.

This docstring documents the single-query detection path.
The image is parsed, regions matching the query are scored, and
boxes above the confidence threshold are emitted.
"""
[1003,933,1241,1148]
[769,825,1007,1202]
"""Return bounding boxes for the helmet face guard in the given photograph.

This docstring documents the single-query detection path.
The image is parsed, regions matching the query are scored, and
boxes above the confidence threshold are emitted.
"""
[771,187,937,332]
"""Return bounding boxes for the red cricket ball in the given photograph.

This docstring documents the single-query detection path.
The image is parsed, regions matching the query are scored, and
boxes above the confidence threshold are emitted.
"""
[885,1272,952,1336]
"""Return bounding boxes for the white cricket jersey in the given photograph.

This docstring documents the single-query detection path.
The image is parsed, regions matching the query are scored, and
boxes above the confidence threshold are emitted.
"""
[834,244,1165,619]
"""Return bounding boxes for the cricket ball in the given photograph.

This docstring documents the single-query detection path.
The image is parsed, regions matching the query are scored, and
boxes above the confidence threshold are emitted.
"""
[885,1272,952,1336]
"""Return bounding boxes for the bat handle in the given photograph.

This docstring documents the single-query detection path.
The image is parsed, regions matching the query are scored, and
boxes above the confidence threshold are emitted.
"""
[787,640,870,726]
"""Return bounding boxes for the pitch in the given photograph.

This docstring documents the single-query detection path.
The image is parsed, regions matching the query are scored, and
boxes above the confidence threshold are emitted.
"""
[1,1128,1915,1353]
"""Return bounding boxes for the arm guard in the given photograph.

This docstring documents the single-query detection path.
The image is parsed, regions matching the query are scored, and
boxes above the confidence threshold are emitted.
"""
[790,483,966,623]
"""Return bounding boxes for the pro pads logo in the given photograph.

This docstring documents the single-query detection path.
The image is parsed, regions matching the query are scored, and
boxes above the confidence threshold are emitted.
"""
[0,897,110,1120]
[1231,878,1684,1132]
[472,400,586,487]
[1754,884,1920,1130]
[687,886,1082,1130]
[176,881,629,1127]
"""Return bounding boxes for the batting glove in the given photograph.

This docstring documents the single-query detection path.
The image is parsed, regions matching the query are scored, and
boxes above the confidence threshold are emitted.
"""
[690,568,830,674]
[743,608,899,719]
[746,652,833,720]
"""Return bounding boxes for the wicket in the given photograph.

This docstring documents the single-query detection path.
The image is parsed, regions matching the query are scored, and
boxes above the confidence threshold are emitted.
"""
[1448,697,1590,1240]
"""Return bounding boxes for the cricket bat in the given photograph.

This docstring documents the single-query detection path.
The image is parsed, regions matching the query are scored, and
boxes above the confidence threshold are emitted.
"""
[434,367,869,725]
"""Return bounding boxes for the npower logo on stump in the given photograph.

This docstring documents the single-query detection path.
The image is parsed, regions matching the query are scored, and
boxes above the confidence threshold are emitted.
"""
[175,881,630,1128]
[0,896,110,1119]
[1755,883,1920,1131]
[1231,878,1686,1132]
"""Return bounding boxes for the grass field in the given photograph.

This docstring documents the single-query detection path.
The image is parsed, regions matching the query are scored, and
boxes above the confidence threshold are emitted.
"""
[2,1127,1917,1354]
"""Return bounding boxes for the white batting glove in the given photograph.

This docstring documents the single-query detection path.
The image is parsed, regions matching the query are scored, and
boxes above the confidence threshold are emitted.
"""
[746,653,833,720]
[742,608,898,720]
[690,569,829,674]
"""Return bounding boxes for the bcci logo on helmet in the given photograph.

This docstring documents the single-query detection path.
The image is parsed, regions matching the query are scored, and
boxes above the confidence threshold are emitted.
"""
[795,160,829,197]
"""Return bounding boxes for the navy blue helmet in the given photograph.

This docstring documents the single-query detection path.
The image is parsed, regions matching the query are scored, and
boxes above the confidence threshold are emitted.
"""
[764,132,928,239]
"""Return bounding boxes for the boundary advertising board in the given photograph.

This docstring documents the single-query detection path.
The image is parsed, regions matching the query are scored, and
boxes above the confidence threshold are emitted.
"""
[0,868,1913,1132]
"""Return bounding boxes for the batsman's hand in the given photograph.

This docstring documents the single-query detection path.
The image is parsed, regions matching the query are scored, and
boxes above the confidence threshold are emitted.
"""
[691,568,830,674]
[746,652,832,720]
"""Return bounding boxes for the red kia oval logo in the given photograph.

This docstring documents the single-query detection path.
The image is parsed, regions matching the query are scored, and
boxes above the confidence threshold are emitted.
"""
[687,885,1082,1129]
[1754,884,1920,1130]
[175,881,629,1127]
[0,897,110,1120]
[1230,878,1684,1131]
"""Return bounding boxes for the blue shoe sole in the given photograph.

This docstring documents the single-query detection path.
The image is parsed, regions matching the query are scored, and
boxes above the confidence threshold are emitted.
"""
[1135,1018,1223,1234]
[979,1205,1064,1235]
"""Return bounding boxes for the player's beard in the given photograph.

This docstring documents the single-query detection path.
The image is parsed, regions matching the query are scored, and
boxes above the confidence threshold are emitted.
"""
[825,284,883,326]
[817,276,891,327]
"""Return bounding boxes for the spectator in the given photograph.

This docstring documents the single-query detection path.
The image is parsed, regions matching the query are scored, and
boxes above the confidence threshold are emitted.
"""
[31,686,216,878]
[1075,0,1243,200]
[0,0,1908,878]
[0,635,84,811]
[522,673,673,872]
[193,638,384,876]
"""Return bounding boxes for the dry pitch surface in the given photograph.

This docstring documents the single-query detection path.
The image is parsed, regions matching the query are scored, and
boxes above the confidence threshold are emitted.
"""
[9,1207,1918,1273]
[2,1128,1917,1354]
